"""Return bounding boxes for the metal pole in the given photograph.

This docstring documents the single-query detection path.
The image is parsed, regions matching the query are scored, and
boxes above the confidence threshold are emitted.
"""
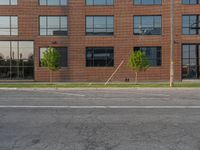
[170,0,175,87]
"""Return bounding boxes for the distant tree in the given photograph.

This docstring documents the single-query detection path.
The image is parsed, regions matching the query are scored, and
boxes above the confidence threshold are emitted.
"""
[127,51,149,84]
[41,47,60,82]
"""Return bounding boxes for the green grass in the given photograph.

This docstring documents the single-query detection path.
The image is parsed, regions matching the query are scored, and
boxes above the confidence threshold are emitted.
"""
[0,82,200,88]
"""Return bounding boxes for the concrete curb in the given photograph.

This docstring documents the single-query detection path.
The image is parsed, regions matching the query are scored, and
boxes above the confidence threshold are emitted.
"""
[0,87,199,91]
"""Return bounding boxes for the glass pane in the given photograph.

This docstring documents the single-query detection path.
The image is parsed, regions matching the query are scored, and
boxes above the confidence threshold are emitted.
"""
[19,41,34,60]
[0,41,10,59]
[0,0,9,5]
[60,0,67,5]
[0,16,10,28]
[47,17,59,28]
[0,67,10,79]
[0,29,10,35]
[183,45,189,58]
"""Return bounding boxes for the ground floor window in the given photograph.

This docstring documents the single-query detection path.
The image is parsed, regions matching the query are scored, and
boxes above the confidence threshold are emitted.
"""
[39,47,68,67]
[0,41,34,80]
[86,47,114,67]
[134,47,162,67]
[182,44,200,79]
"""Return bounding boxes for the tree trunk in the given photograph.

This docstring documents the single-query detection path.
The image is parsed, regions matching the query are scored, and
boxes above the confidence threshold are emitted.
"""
[49,70,53,83]
[135,72,138,84]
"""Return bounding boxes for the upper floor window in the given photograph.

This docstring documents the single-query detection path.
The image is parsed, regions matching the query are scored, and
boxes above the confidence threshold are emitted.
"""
[86,16,114,36]
[0,16,18,36]
[86,0,113,5]
[86,47,114,67]
[40,16,68,36]
[40,47,68,67]
[134,16,162,35]
[134,47,162,67]
[182,0,200,4]
[134,0,161,5]
[39,0,67,6]
[0,0,17,5]
[182,15,200,35]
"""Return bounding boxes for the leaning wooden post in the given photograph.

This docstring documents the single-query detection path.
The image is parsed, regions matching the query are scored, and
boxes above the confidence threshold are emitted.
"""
[105,60,124,85]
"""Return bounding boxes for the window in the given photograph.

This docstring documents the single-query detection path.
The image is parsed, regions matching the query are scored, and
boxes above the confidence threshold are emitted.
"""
[0,0,17,5]
[86,16,114,36]
[0,16,18,35]
[182,0,200,4]
[40,47,68,67]
[86,0,113,5]
[39,0,67,6]
[134,47,162,66]
[182,44,200,79]
[86,47,114,67]
[0,41,34,80]
[134,16,162,35]
[40,16,68,36]
[134,0,161,5]
[182,15,200,35]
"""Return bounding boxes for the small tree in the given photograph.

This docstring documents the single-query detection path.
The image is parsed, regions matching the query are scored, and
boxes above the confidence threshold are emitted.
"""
[41,47,60,82]
[128,51,149,84]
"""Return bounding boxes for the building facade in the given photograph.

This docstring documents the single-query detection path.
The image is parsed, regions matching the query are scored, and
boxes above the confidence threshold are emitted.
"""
[0,0,199,82]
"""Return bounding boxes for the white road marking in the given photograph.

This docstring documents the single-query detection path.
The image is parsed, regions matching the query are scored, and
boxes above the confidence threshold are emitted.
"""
[0,106,200,109]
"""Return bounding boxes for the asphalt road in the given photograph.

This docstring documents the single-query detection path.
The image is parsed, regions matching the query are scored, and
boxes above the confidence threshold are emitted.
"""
[0,88,200,150]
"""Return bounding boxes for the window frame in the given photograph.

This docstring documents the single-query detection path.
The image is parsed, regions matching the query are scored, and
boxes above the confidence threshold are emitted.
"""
[85,0,114,6]
[86,47,114,67]
[182,15,200,35]
[0,0,17,5]
[85,16,114,36]
[39,47,68,68]
[39,0,68,6]
[133,0,162,5]
[0,16,18,36]
[39,16,68,36]
[133,15,162,36]
[134,46,162,67]
[182,0,200,4]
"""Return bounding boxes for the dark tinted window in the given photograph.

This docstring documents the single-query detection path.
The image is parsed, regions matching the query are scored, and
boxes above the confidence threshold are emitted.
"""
[134,47,162,66]
[86,47,114,67]
[40,47,68,67]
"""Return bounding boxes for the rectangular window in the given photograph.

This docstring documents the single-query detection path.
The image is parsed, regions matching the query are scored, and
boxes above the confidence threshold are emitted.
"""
[134,47,162,66]
[134,16,162,35]
[0,0,17,5]
[40,47,68,67]
[182,0,200,4]
[0,41,34,80]
[134,0,161,5]
[39,0,67,6]
[86,47,114,67]
[0,16,18,36]
[86,0,114,5]
[40,16,68,36]
[86,16,114,36]
[182,44,200,79]
[182,15,200,35]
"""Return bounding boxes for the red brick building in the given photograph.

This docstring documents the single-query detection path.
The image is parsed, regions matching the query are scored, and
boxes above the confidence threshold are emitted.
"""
[0,0,199,82]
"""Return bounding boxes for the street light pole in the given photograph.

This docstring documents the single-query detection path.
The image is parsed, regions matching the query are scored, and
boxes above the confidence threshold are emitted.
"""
[170,0,175,87]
